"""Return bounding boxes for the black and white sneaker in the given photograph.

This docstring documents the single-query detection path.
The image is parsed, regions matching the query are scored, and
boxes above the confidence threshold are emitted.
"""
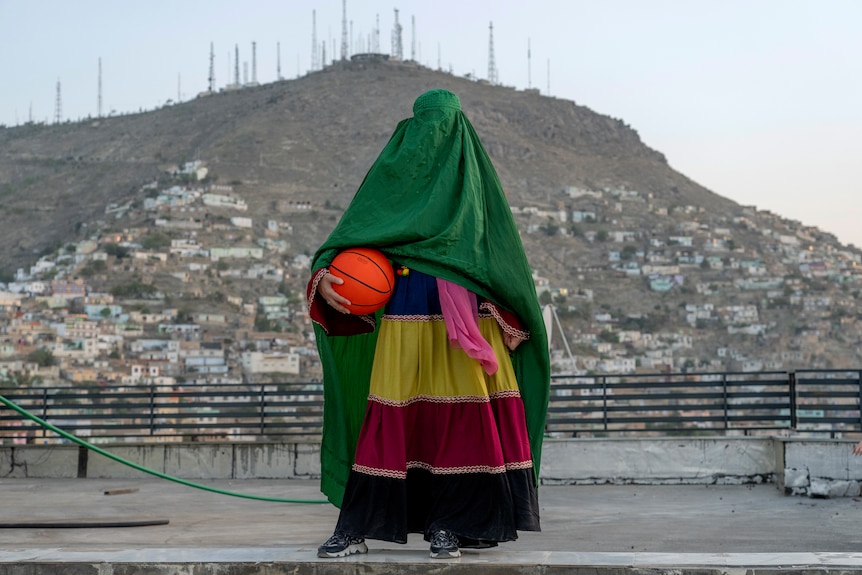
[429,529,461,558]
[317,531,368,558]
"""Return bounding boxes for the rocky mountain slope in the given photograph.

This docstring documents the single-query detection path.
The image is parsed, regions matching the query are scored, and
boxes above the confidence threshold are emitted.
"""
[0,58,727,270]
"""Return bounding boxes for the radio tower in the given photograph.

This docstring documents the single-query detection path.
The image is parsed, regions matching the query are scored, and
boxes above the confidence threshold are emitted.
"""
[277,42,282,80]
[411,15,416,61]
[98,58,103,117]
[234,44,240,85]
[311,10,319,70]
[340,0,348,60]
[372,14,380,53]
[54,79,62,124]
[391,9,403,60]
[208,42,215,92]
[527,38,531,89]
[252,41,258,84]
[488,22,498,85]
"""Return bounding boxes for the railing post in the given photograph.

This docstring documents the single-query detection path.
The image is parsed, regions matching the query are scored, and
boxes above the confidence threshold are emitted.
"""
[41,387,48,439]
[259,384,266,435]
[149,384,155,436]
[721,373,729,431]
[857,370,862,432]
[602,376,608,431]
[789,371,797,431]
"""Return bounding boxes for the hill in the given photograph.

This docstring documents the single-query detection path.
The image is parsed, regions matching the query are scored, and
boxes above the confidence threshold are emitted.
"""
[0,58,726,270]
[1,57,860,374]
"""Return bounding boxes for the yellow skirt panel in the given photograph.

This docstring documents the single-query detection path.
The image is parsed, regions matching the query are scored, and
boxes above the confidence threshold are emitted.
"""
[369,316,519,402]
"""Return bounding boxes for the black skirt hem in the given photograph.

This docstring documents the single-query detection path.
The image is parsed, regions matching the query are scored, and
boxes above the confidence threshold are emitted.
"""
[335,467,540,545]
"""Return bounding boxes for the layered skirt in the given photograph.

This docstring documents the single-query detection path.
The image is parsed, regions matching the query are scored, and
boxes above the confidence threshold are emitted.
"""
[335,268,540,545]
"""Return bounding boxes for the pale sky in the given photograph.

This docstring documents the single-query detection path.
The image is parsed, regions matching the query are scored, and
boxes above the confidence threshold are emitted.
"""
[2,1,860,248]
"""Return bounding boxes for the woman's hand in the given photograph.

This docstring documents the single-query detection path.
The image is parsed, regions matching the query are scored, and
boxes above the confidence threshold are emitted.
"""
[503,332,525,351]
[318,272,352,314]
[853,441,862,456]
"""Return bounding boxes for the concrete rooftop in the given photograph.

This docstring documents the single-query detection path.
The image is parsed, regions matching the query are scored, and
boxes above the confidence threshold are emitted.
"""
[1,478,861,574]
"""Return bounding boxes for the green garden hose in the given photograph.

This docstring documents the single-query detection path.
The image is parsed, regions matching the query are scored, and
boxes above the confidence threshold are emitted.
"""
[0,393,328,504]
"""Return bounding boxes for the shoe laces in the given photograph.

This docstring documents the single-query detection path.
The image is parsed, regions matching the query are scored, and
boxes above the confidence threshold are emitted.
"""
[323,531,362,546]
[431,529,459,548]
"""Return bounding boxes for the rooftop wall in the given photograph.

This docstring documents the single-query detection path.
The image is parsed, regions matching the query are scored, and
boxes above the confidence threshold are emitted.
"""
[2,437,860,497]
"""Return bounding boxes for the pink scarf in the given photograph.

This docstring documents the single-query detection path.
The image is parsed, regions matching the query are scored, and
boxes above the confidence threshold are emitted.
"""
[436,278,498,375]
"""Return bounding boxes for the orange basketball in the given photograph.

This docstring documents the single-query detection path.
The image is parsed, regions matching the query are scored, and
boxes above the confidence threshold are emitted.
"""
[329,247,395,314]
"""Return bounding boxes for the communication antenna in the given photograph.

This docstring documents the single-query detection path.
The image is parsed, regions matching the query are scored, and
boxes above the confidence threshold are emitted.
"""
[177,73,181,102]
[527,38,531,90]
[277,42,282,80]
[208,42,215,92]
[54,79,62,124]
[547,58,550,95]
[340,0,348,60]
[252,41,257,84]
[487,22,498,85]
[391,9,403,60]
[311,10,319,70]
[411,15,416,61]
[98,57,103,117]
[372,14,380,53]
[243,61,248,85]
[234,44,240,85]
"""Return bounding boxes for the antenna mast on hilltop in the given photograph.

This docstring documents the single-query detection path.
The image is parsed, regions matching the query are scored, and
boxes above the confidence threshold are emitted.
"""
[234,44,240,85]
[54,79,62,124]
[340,0,348,60]
[411,15,416,61]
[252,41,258,84]
[373,14,380,53]
[98,58,103,117]
[277,42,282,80]
[487,22,498,85]
[208,42,215,92]
[391,9,403,60]
[527,38,531,90]
[311,10,319,70]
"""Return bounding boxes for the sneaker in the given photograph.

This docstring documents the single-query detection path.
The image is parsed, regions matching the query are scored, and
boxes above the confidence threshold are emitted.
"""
[429,529,461,559]
[317,531,368,558]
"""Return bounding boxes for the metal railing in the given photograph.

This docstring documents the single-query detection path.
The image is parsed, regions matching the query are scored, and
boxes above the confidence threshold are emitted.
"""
[545,369,862,437]
[1,370,860,444]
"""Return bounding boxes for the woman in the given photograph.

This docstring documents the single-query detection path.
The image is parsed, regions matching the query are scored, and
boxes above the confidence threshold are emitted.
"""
[306,89,550,559]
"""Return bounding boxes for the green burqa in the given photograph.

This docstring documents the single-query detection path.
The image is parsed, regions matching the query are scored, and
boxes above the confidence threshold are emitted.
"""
[311,89,550,506]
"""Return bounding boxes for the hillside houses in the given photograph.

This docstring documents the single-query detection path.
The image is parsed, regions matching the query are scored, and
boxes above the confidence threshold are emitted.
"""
[0,178,319,388]
[0,170,860,392]
[517,184,862,375]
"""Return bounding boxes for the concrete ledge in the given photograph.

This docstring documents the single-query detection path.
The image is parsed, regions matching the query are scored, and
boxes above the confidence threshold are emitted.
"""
[2,437,861,496]
[2,548,862,575]
[540,437,775,485]
[780,438,862,497]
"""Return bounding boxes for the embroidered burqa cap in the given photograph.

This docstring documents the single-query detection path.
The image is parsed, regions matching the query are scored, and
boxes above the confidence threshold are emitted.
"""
[312,89,550,506]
